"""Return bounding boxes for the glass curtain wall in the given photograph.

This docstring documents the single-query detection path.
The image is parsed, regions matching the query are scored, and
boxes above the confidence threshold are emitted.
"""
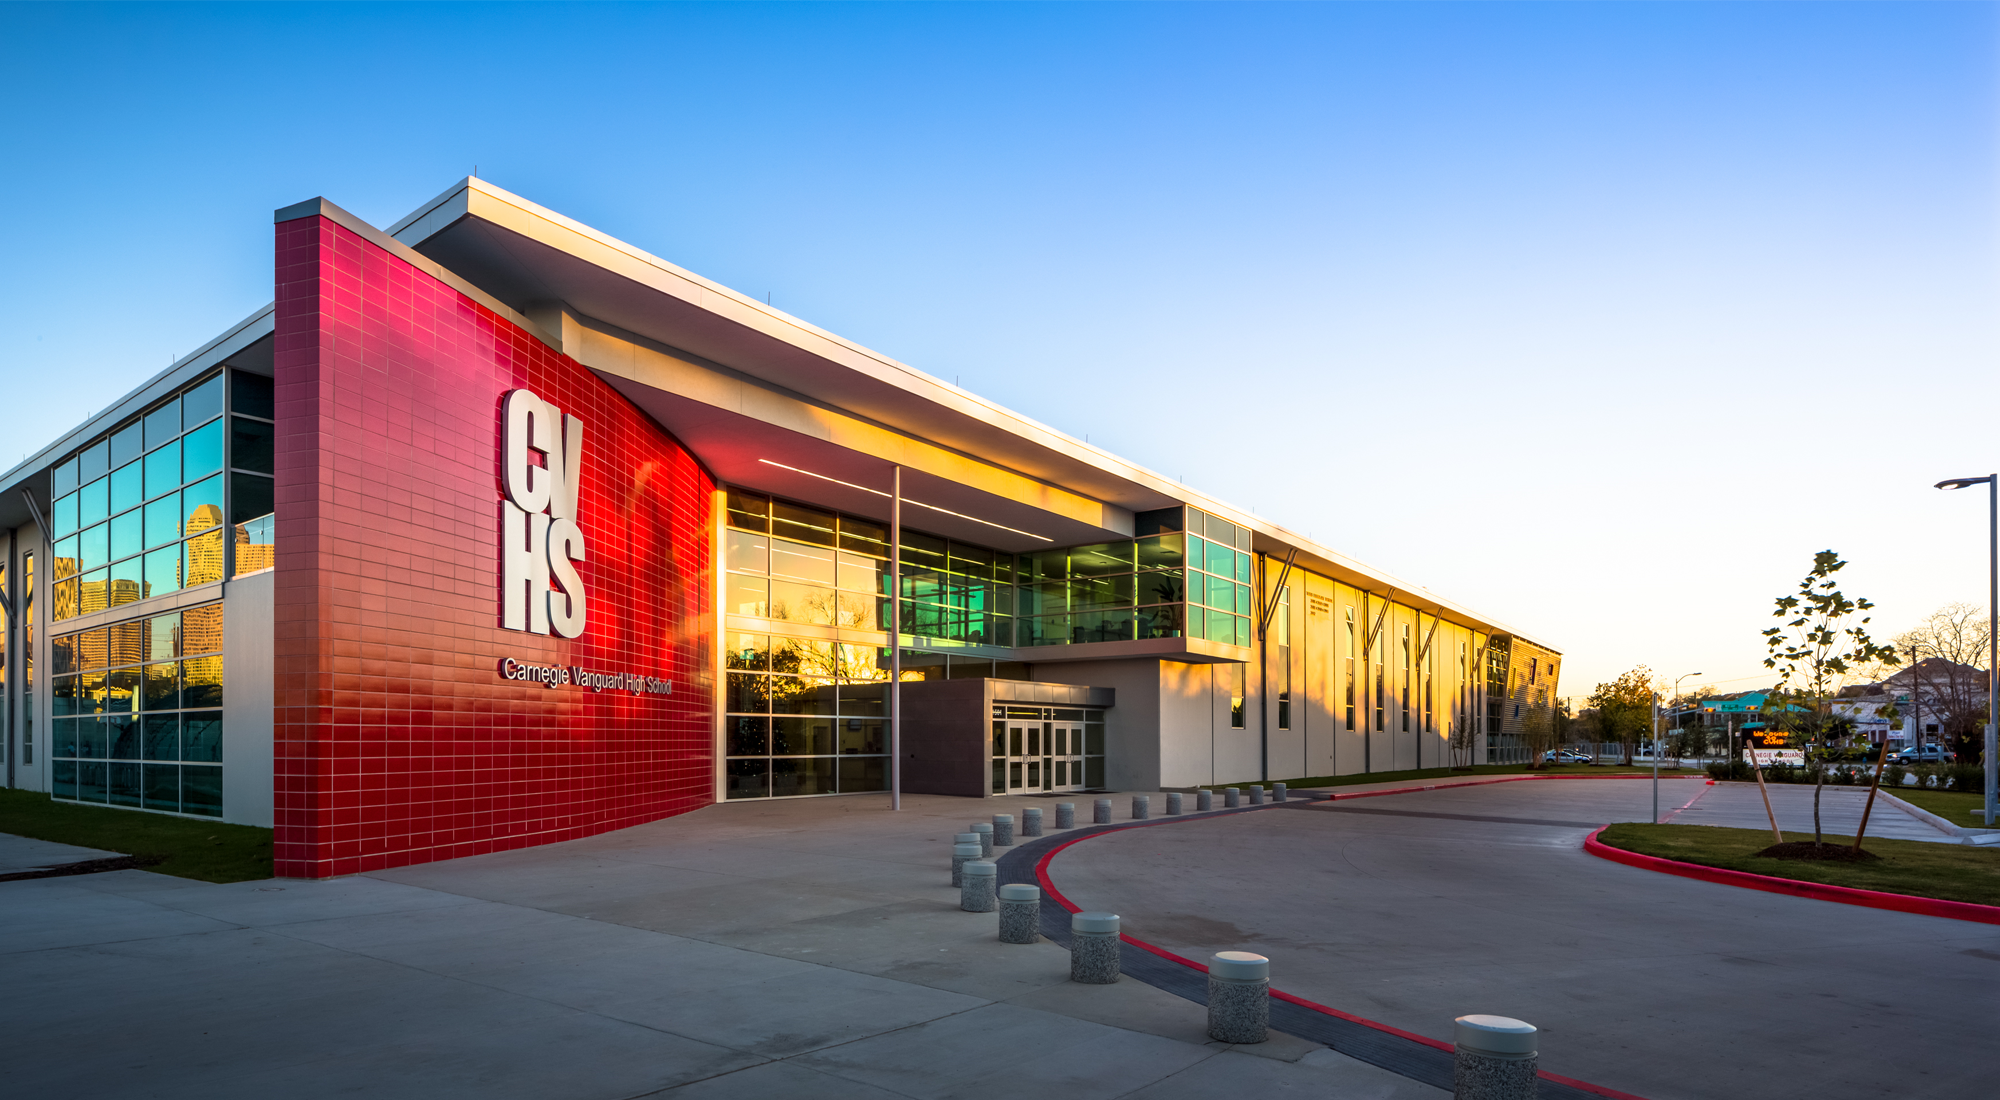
[49,602,224,816]
[1184,510,1252,648]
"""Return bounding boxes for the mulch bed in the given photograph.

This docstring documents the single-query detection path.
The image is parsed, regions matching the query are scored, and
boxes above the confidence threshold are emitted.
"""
[0,854,166,882]
[1756,841,1881,863]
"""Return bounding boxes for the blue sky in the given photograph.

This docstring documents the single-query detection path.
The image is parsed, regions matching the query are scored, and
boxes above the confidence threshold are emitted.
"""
[2,2,1993,698]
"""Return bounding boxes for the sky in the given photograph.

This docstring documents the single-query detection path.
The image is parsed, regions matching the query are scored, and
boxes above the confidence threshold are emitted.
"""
[1,2,1993,703]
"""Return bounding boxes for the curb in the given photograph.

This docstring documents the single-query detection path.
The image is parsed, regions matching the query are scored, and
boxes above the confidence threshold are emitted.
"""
[1877,790,2000,841]
[1582,827,2000,926]
[1306,770,1706,804]
[1013,786,1655,1100]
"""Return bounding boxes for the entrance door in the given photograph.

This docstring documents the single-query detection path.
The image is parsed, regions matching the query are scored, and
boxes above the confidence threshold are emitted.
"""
[993,707,1097,794]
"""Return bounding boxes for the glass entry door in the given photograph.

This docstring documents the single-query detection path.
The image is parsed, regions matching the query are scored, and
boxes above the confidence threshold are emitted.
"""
[992,705,1100,794]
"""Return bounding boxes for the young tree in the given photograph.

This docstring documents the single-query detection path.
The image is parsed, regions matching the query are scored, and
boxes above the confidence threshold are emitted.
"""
[1762,549,1900,852]
[1519,704,1560,768]
[1892,603,1991,760]
[1587,667,1655,765]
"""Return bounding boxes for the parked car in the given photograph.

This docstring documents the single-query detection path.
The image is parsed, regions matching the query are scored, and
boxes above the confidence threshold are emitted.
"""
[1543,749,1593,765]
[1892,745,1956,765]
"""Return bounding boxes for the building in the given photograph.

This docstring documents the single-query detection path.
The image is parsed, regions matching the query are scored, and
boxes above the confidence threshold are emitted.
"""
[0,180,1559,877]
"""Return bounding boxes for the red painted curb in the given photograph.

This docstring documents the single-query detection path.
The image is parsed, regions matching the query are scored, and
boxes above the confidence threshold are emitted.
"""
[1031,787,1657,1100]
[1582,827,2000,926]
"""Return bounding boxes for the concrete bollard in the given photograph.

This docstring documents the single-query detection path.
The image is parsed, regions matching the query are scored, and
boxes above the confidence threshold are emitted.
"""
[1070,911,1121,984]
[1094,798,1112,825]
[960,861,997,913]
[951,841,983,887]
[1022,807,1043,837]
[1207,951,1271,1044]
[1132,795,1150,820]
[1452,1015,1539,1100]
[1250,785,1266,805]
[1225,788,1241,808]
[1273,783,1287,803]
[1056,802,1076,829]
[993,813,1015,847]
[972,822,994,859]
[998,883,1041,944]
[1167,792,1183,815]
[1197,790,1213,811]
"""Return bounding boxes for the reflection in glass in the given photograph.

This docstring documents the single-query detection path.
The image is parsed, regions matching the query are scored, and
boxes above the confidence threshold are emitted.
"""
[230,474,273,525]
[181,656,223,708]
[839,755,887,792]
[146,612,180,661]
[771,500,836,549]
[145,440,181,499]
[725,573,769,618]
[145,545,182,597]
[770,756,835,797]
[106,668,141,713]
[110,510,143,561]
[53,493,78,538]
[768,580,839,626]
[184,475,223,534]
[142,663,180,711]
[726,633,770,670]
[181,765,222,816]
[181,712,222,762]
[79,524,109,571]
[772,717,835,757]
[108,717,140,759]
[725,758,770,799]
[144,764,180,811]
[770,538,836,585]
[144,401,181,451]
[182,603,223,654]
[725,529,769,574]
[183,373,224,426]
[110,460,143,514]
[185,529,225,587]
[143,714,179,760]
[145,491,183,546]
[233,515,275,576]
[768,675,836,715]
[726,672,769,714]
[725,716,769,756]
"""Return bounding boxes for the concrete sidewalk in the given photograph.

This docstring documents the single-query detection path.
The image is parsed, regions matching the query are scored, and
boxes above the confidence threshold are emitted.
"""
[0,791,1438,1100]
[1665,780,1963,843]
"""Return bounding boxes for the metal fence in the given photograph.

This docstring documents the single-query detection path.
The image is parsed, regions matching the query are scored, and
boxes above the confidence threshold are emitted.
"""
[1486,742,1719,767]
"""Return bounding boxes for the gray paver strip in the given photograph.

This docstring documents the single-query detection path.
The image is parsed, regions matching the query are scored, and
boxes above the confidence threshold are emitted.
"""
[1042,778,1999,1100]
[0,833,120,874]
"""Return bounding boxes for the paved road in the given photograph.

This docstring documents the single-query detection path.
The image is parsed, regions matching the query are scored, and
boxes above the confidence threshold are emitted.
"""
[1045,777,1997,1100]
[0,793,1438,1100]
[1667,780,1965,844]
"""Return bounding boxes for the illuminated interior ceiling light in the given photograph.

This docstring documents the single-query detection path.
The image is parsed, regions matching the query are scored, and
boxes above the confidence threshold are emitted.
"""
[757,459,1053,542]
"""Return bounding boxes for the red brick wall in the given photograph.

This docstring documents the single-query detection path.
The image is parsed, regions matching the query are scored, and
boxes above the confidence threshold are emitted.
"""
[272,214,714,878]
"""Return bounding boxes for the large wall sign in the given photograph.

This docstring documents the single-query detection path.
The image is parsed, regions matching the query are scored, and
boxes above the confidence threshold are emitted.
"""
[500,389,587,637]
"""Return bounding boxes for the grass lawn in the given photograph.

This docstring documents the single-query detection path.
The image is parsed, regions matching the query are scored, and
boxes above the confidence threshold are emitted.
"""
[0,789,273,883]
[1890,787,1997,831]
[1597,822,2000,907]
[1206,761,1688,791]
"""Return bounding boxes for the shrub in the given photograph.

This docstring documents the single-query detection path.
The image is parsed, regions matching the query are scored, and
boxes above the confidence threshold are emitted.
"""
[1946,763,1983,793]
[1884,763,1907,789]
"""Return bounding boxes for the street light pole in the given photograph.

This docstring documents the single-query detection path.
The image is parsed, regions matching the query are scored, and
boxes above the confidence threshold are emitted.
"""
[1933,474,1998,826]
[1656,671,1703,822]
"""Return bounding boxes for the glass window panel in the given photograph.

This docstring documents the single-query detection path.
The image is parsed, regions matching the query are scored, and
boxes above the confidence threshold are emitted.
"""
[52,635,79,675]
[180,655,223,709]
[78,477,109,527]
[111,423,143,467]
[1136,533,1184,570]
[837,515,886,558]
[143,714,179,760]
[78,717,108,758]
[79,523,109,571]
[181,712,222,763]
[838,755,887,792]
[142,663,180,710]
[229,416,274,473]
[230,473,273,526]
[837,643,889,682]
[145,401,182,450]
[53,675,82,717]
[769,675,837,716]
[181,765,223,817]
[52,576,80,622]
[52,760,78,800]
[768,579,838,625]
[724,488,770,532]
[1234,551,1252,583]
[146,612,180,661]
[725,573,769,618]
[145,490,183,546]
[53,717,83,758]
[1019,547,1069,583]
[183,374,224,427]
[725,758,770,800]
[79,628,109,671]
[107,716,140,760]
[1068,542,1136,577]
[145,439,182,498]
[110,460,144,515]
[108,619,144,668]
[724,529,769,574]
[769,538,836,584]
[110,509,143,562]
[1203,573,1232,611]
[183,474,222,534]
[726,672,769,714]
[726,633,770,671]
[770,500,836,548]
[231,371,275,419]
[76,760,109,803]
[185,529,226,587]
[53,537,79,580]
[53,458,79,497]
[108,764,144,808]
[836,551,881,594]
[771,716,835,757]
[1073,610,1136,644]
[53,492,78,538]
[145,545,183,598]
[772,637,838,679]
[1186,605,1206,641]
[726,715,770,756]
[836,682,885,716]
[770,756,835,797]
[76,568,107,616]
[78,439,110,482]
[949,542,996,581]
[898,530,947,574]
[1070,574,1134,612]
[106,668,141,715]
[233,514,274,577]
[1134,570,1185,606]
[144,764,181,812]
[1085,757,1105,788]
[182,604,223,654]
[1136,603,1183,639]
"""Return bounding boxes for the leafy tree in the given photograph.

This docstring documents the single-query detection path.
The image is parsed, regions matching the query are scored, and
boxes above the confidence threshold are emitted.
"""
[1587,666,1655,764]
[1519,704,1560,768]
[1762,549,1900,849]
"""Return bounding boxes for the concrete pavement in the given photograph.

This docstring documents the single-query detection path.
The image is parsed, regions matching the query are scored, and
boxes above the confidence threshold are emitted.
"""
[1665,780,1965,844]
[1045,777,1997,1100]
